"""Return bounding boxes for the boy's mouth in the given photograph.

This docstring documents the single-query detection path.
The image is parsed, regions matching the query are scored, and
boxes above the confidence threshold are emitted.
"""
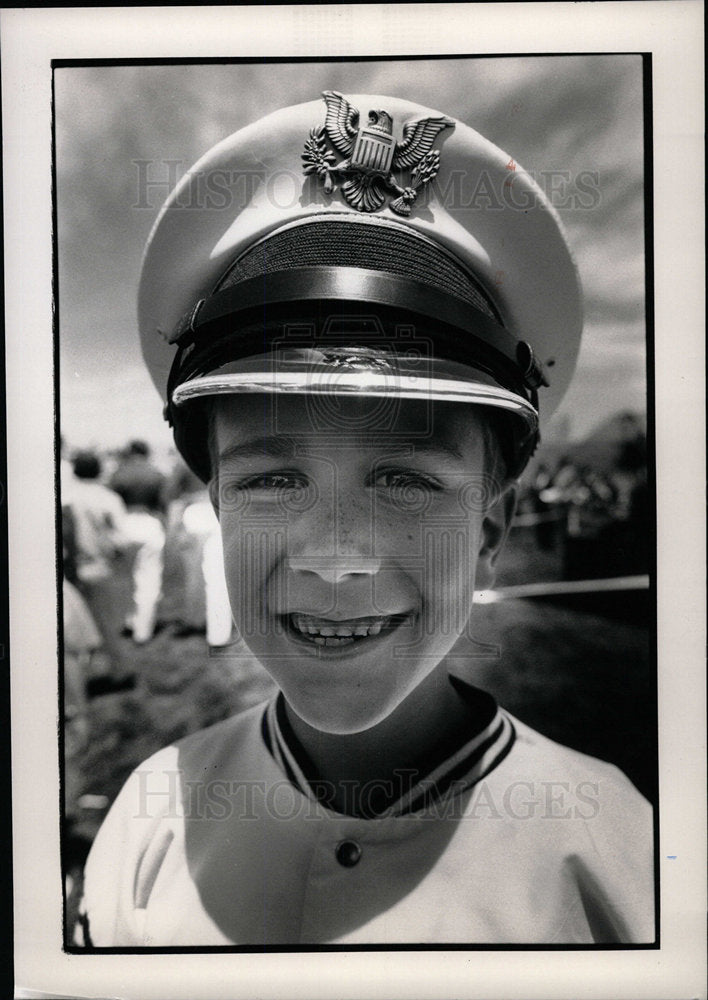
[288,612,413,648]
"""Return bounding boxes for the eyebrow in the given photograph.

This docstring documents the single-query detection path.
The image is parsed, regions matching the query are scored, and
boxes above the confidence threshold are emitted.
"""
[218,436,464,463]
[218,437,298,463]
[405,441,464,461]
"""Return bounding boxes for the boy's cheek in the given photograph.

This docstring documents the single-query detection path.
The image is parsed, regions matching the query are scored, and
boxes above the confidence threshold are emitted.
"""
[219,524,279,611]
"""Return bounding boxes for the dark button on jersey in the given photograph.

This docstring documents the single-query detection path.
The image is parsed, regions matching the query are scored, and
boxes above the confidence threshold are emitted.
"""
[335,840,362,868]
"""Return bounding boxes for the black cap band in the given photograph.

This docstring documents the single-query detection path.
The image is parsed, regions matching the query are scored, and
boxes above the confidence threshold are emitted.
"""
[165,219,544,481]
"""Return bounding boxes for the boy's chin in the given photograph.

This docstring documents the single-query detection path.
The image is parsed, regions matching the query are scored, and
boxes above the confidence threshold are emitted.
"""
[282,694,403,737]
[278,664,449,738]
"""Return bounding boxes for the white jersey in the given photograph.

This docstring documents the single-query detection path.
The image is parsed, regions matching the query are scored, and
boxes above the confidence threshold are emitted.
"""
[80,693,655,946]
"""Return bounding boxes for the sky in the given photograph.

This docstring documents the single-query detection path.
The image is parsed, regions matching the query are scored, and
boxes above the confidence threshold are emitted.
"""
[54,56,647,457]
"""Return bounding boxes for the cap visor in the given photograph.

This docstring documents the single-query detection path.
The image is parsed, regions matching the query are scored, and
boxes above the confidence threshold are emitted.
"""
[171,349,538,432]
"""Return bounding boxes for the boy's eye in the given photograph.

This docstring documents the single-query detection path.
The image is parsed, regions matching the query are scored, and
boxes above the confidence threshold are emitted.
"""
[373,469,443,501]
[237,471,309,493]
[218,471,314,515]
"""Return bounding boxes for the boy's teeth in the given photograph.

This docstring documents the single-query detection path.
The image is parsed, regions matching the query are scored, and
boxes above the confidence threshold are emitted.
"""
[290,613,405,640]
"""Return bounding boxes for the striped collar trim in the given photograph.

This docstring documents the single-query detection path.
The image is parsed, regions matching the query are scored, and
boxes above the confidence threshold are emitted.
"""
[262,690,515,819]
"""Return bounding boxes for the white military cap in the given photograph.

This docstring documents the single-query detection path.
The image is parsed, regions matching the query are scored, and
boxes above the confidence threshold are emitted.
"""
[139,91,583,479]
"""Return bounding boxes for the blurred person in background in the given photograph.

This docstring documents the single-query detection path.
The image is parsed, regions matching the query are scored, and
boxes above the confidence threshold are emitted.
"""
[160,458,209,636]
[63,577,101,809]
[529,462,558,551]
[602,425,649,576]
[611,416,647,521]
[62,576,102,934]
[63,449,134,689]
[109,440,167,644]
[160,456,234,645]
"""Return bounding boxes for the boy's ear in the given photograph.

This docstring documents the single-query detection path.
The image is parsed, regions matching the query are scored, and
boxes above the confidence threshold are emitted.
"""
[208,475,221,520]
[475,481,518,592]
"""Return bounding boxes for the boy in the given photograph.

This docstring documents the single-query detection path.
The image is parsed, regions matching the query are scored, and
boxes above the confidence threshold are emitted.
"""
[78,92,654,945]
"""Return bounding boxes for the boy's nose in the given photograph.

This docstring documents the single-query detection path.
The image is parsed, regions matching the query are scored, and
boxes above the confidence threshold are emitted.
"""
[286,557,381,584]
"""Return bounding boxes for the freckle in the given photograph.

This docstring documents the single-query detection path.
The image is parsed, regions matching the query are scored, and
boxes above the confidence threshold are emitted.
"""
[407,533,413,541]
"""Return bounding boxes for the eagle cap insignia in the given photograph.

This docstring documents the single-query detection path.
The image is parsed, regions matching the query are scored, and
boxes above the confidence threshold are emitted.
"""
[302,91,454,216]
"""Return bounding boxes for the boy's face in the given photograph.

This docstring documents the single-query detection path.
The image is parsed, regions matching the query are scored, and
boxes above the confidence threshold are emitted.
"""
[212,394,513,735]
